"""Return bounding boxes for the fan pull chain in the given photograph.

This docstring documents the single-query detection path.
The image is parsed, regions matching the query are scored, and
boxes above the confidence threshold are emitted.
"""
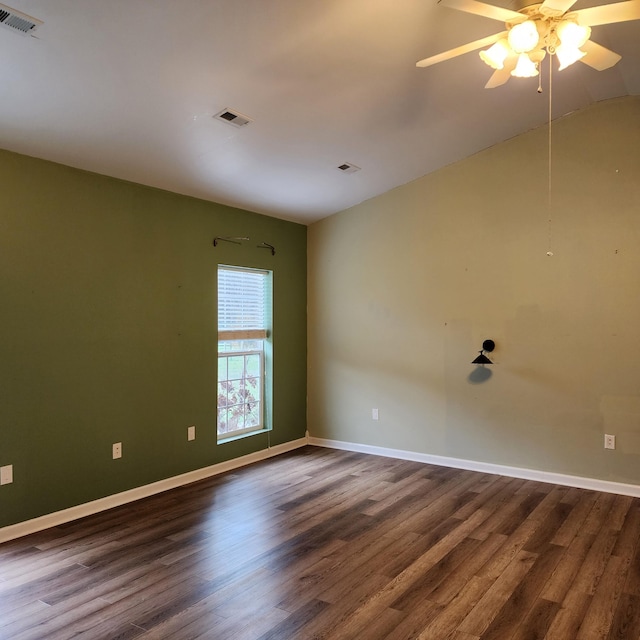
[546,53,554,257]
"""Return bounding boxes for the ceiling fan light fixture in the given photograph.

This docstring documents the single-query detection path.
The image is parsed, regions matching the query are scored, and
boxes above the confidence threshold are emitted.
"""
[508,20,539,54]
[479,38,510,69]
[555,43,586,70]
[511,52,539,77]
[415,0,635,87]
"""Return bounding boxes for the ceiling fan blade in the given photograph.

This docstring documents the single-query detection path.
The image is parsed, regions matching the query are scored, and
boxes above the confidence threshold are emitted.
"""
[579,39,622,70]
[416,31,508,68]
[439,0,523,23]
[539,0,579,17]
[484,55,517,88]
[573,0,640,26]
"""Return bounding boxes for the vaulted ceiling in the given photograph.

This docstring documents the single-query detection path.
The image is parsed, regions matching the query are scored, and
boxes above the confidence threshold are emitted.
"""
[0,0,638,223]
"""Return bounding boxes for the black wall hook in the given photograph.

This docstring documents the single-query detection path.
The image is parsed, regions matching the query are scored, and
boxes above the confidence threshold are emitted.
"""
[257,242,275,256]
[213,236,249,247]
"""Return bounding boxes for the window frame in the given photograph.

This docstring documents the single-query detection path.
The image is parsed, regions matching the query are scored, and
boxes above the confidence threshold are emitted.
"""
[216,265,272,443]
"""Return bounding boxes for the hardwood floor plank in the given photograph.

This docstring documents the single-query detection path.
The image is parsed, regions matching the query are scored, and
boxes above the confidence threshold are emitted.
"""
[456,549,538,636]
[576,554,628,640]
[540,529,596,603]
[475,517,541,582]
[544,588,592,640]
[360,474,434,517]
[582,492,617,534]
[213,606,292,640]
[315,534,404,605]
[427,532,507,607]
[607,494,634,531]
[389,536,483,612]
[622,513,640,597]
[0,599,52,630]
[271,538,355,611]
[0,562,90,611]
[570,526,618,596]
[376,519,463,580]
[510,597,560,640]
[6,596,115,640]
[611,504,640,561]
[349,606,406,640]
[550,490,599,547]
[526,486,570,524]
[479,543,564,640]
[495,492,548,536]
[450,476,514,521]
[607,593,640,640]
[296,572,397,640]
[254,598,330,640]
[464,479,529,541]
[135,590,278,640]
[376,472,485,541]
[522,502,573,555]
[380,599,442,640]
[417,575,492,639]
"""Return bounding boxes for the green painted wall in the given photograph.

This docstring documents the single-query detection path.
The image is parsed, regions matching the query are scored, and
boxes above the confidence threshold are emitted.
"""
[0,149,306,528]
[308,96,640,486]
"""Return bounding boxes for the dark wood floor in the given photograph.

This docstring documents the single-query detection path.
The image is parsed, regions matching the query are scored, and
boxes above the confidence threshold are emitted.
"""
[2,446,640,639]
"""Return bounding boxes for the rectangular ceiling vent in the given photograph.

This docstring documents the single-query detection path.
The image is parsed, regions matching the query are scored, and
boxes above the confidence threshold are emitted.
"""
[0,3,42,36]
[337,162,361,174]
[214,109,253,128]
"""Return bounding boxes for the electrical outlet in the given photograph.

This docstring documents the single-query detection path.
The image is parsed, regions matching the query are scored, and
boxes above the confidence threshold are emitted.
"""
[372,408,379,421]
[188,425,196,441]
[112,442,122,459]
[604,434,616,450]
[0,465,13,485]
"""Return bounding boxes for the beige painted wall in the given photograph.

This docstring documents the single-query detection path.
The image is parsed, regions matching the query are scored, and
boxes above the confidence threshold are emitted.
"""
[308,96,640,485]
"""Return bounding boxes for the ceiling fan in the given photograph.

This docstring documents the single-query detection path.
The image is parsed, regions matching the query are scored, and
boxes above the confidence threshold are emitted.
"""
[416,0,640,87]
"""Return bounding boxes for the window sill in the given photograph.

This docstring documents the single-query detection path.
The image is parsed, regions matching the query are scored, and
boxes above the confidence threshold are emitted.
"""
[217,428,270,445]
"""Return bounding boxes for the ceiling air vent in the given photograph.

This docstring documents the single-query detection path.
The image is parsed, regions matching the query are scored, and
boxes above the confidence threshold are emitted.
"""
[0,3,42,36]
[214,109,253,128]
[337,162,361,174]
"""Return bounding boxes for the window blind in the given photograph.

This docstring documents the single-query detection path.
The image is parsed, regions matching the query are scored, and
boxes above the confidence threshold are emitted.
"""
[218,266,268,335]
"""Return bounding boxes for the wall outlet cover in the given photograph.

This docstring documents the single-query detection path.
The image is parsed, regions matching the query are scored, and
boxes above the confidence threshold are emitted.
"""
[0,464,13,485]
[188,425,196,441]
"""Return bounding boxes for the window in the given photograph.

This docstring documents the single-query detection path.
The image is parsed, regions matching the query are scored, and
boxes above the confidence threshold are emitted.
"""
[217,266,271,440]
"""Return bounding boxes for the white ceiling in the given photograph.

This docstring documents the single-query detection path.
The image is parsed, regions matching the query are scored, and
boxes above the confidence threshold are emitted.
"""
[0,0,638,224]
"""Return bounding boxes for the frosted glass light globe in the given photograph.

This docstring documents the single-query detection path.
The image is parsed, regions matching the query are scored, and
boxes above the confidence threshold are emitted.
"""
[556,44,586,70]
[508,21,539,54]
[556,21,591,48]
[511,53,538,77]
[479,39,510,69]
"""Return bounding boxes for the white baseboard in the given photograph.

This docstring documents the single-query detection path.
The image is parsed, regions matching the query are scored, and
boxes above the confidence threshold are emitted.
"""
[308,436,640,498]
[0,437,308,544]
[7,434,636,544]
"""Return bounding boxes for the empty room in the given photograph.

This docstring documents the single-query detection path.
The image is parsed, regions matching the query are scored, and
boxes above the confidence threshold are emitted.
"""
[1,1,640,638]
